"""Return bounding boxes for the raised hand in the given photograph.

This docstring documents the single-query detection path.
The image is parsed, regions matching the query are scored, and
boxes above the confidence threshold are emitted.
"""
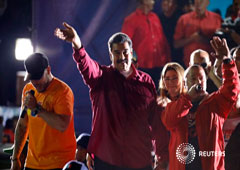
[54,22,82,49]
[210,36,230,60]
[23,90,37,110]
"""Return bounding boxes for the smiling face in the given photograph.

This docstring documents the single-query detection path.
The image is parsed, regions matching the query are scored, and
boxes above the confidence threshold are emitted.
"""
[110,42,133,73]
[163,69,181,99]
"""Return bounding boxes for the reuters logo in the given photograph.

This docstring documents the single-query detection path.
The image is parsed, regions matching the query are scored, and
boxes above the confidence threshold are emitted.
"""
[176,143,196,164]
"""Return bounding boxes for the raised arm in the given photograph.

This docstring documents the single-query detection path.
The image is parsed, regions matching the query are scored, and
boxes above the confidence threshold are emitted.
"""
[210,37,240,118]
[55,22,102,88]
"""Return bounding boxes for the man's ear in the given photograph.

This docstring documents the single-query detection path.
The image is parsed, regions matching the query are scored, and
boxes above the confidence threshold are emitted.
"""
[183,80,187,89]
[109,52,113,62]
[47,66,51,74]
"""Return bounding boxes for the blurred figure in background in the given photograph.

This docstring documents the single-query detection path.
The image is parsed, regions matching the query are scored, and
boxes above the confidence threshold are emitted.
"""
[76,133,90,164]
[0,116,3,143]
[174,0,222,67]
[189,49,221,93]
[158,0,184,67]
[181,0,195,14]
[64,133,90,170]
[2,118,14,143]
[122,0,171,87]
[216,0,240,49]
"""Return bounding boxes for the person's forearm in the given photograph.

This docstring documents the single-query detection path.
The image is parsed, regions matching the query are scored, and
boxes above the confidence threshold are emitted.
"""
[73,48,102,88]
[214,59,223,79]
[12,121,28,160]
[208,68,222,88]
[209,74,222,88]
[38,109,71,132]
[72,37,82,50]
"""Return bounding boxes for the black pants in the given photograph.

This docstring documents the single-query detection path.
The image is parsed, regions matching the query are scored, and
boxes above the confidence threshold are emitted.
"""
[94,156,153,170]
[25,168,62,170]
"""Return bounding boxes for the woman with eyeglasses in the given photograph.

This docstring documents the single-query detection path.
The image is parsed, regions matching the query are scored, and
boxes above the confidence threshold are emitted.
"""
[157,62,186,107]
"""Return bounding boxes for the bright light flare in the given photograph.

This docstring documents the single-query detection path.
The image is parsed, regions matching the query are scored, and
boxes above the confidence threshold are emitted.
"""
[15,38,33,60]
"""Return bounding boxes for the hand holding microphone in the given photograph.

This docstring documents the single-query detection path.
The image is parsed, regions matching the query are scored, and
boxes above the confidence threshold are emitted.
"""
[188,84,205,102]
[20,90,36,118]
[195,84,203,92]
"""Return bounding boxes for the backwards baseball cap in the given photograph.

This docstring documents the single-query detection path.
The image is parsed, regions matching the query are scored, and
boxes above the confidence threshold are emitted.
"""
[24,53,49,81]
[76,133,90,149]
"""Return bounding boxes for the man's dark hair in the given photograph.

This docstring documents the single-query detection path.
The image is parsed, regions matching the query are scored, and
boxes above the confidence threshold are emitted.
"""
[108,32,132,52]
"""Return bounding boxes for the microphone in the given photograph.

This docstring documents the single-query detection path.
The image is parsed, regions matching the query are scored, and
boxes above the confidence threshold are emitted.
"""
[20,90,35,118]
[195,84,202,92]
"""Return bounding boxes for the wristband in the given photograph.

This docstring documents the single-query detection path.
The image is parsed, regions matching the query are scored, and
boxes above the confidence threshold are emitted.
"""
[31,104,42,116]
[223,58,232,64]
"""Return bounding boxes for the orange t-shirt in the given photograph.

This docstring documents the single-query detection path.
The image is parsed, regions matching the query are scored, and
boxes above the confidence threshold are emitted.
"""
[22,77,76,169]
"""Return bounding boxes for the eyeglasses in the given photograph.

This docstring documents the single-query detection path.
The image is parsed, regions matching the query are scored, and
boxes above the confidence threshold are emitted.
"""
[164,77,178,82]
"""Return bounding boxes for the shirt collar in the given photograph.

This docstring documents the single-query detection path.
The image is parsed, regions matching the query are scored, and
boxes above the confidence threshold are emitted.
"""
[127,64,140,80]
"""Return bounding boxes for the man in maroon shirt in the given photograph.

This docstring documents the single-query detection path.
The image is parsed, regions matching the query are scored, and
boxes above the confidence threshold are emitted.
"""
[55,22,169,170]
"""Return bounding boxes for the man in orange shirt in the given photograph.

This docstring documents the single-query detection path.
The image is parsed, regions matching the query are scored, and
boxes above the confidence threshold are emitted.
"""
[11,53,76,170]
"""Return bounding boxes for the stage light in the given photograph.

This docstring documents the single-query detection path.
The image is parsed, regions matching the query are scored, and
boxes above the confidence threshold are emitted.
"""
[15,38,33,60]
